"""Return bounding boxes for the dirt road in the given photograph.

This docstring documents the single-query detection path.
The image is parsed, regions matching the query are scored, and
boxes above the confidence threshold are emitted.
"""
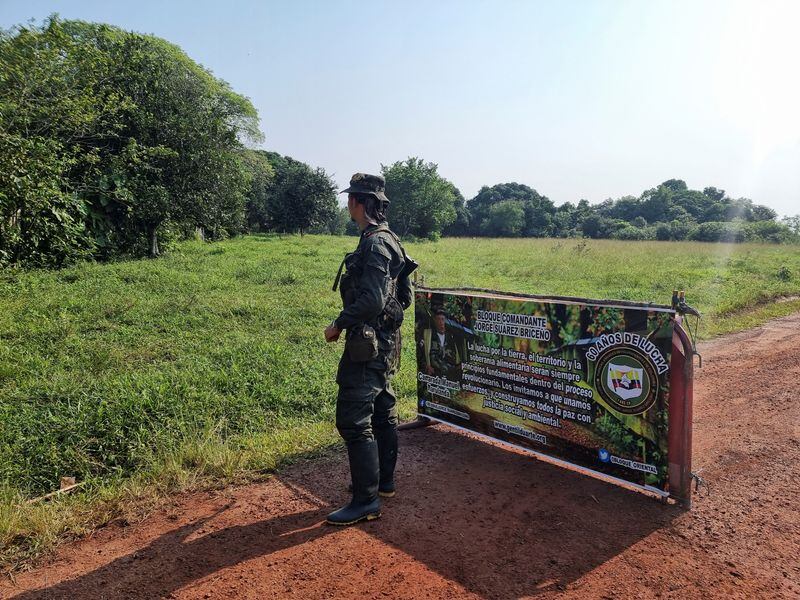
[3,313,799,599]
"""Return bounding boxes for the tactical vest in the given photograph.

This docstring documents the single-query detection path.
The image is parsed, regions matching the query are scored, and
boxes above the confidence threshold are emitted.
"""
[333,224,405,333]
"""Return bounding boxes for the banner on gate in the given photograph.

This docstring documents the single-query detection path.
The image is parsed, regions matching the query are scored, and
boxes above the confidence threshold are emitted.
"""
[414,288,675,494]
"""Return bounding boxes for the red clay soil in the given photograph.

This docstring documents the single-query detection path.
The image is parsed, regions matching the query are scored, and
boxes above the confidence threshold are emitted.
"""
[3,313,799,599]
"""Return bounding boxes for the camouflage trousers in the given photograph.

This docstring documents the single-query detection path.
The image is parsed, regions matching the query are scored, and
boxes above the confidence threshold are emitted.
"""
[335,353,398,444]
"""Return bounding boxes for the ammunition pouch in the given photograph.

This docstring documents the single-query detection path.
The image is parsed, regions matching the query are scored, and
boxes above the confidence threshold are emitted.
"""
[381,279,404,332]
[346,324,379,363]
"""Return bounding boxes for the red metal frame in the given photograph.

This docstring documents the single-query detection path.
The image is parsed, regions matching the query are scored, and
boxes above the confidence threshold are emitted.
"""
[668,318,694,507]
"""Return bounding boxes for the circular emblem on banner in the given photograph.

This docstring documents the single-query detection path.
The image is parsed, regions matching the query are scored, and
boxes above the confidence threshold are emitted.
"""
[593,346,658,415]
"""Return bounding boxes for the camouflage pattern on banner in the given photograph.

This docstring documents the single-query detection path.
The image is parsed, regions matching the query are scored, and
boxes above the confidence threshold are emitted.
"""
[415,289,675,492]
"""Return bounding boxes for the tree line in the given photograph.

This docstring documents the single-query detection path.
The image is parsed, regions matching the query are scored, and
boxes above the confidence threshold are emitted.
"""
[1,18,797,269]
[378,163,799,244]
[293,157,799,245]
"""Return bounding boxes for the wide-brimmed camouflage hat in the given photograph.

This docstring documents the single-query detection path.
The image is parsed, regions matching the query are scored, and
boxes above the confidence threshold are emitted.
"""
[340,172,390,203]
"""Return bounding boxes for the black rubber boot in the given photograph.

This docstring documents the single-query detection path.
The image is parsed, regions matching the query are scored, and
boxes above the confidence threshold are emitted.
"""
[346,482,395,497]
[327,440,381,526]
[375,425,398,497]
[346,426,397,497]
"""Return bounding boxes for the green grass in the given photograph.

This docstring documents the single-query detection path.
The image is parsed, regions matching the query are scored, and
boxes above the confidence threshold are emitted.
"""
[1,235,799,568]
[414,238,800,337]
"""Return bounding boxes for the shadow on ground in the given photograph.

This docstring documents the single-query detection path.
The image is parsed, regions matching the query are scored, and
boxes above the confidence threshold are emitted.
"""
[11,425,681,599]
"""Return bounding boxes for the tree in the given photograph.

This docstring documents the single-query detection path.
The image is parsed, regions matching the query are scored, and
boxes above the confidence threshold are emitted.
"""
[485,201,525,237]
[703,186,726,202]
[750,204,777,222]
[552,202,578,237]
[689,222,746,242]
[87,24,261,255]
[326,206,351,235]
[0,17,262,264]
[573,199,594,231]
[745,220,792,243]
[665,203,692,223]
[381,157,457,238]
[672,190,711,221]
[703,202,727,223]
[661,179,688,192]
[522,196,554,237]
[638,185,672,224]
[581,214,608,239]
[467,182,554,237]
[0,17,122,266]
[723,197,755,221]
[442,184,470,236]
[597,195,640,221]
[258,152,337,235]
[655,223,671,241]
[242,149,275,232]
[668,219,692,241]
[781,215,800,236]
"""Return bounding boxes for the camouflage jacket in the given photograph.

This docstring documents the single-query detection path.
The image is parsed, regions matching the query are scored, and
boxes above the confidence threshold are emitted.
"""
[429,330,460,374]
[334,223,412,336]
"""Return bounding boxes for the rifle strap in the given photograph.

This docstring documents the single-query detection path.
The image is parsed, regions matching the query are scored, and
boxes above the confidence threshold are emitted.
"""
[332,256,346,291]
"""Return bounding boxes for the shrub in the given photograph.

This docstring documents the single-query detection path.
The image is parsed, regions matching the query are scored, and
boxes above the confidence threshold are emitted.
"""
[688,222,746,243]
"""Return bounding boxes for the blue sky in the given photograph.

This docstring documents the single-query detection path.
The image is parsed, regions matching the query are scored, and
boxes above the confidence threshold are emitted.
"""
[2,0,798,215]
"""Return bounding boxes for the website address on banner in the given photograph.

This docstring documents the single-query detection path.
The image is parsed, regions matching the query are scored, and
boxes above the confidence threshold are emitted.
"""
[610,455,658,474]
[493,420,547,445]
[425,401,469,420]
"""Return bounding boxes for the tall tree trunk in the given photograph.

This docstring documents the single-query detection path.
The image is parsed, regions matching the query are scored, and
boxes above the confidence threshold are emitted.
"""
[149,227,160,258]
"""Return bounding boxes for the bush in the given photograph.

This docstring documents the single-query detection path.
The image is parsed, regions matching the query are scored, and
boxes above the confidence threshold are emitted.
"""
[612,226,655,241]
[668,219,693,241]
[744,220,793,244]
[485,201,525,237]
[688,222,746,242]
[655,223,671,241]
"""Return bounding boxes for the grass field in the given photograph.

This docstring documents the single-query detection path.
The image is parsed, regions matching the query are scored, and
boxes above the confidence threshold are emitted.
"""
[1,235,799,566]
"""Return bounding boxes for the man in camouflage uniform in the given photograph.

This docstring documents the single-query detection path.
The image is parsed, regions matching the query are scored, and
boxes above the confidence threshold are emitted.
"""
[427,309,461,377]
[324,173,414,525]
